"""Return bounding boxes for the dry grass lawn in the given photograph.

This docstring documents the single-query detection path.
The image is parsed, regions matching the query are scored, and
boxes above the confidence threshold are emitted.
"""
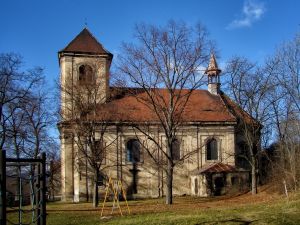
[7,187,300,225]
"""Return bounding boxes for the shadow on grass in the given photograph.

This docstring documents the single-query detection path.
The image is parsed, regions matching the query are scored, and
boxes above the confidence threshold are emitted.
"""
[47,209,101,212]
[195,218,258,225]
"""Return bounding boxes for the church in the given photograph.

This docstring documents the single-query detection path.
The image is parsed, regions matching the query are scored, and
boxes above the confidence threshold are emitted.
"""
[58,28,253,202]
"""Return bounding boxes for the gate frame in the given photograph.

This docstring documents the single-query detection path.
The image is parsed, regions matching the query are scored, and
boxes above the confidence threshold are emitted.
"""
[0,150,46,225]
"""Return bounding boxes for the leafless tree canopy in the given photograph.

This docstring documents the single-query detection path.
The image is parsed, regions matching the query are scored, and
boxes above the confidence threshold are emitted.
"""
[0,53,56,158]
[118,21,214,204]
[1,53,60,200]
[264,33,300,192]
[224,33,300,194]
[224,56,273,194]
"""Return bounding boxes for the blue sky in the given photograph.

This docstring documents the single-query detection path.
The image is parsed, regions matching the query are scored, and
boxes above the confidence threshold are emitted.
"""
[0,0,300,87]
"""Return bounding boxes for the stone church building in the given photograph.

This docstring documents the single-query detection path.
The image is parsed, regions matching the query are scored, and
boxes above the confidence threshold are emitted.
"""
[58,28,253,202]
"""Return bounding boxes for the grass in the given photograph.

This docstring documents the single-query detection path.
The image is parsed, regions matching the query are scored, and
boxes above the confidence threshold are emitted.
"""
[8,191,300,225]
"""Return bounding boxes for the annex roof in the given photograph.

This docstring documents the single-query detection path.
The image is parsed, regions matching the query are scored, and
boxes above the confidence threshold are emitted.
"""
[198,162,236,174]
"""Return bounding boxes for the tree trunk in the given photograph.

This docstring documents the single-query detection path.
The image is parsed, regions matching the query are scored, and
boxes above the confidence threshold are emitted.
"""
[166,160,173,204]
[251,158,257,194]
[93,169,99,207]
[86,158,89,202]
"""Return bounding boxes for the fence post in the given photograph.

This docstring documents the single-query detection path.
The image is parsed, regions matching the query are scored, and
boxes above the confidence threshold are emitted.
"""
[36,159,41,225]
[0,150,7,225]
[41,153,46,225]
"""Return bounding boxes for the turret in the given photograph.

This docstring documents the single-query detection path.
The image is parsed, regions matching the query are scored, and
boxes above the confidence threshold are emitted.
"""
[205,53,221,95]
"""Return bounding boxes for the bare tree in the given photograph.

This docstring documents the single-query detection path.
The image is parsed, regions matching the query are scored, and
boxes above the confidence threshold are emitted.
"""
[47,140,61,201]
[1,53,59,206]
[0,53,53,157]
[264,33,300,192]
[273,33,300,112]
[224,56,276,194]
[273,115,300,192]
[118,21,213,204]
[224,33,300,195]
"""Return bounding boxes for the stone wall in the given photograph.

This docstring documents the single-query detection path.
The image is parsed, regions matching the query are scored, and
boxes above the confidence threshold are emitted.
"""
[60,124,237,202]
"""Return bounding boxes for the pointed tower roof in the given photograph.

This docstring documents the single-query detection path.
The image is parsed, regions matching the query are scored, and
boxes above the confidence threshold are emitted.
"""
[59,28,113,57]
[205,53,221,75]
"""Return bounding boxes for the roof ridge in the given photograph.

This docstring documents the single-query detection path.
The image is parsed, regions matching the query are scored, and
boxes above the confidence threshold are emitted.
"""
[111,86,212,92]
[219,92,259,126]
[218,92,238,121]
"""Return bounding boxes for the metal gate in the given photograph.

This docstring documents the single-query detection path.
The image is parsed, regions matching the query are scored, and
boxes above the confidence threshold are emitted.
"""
[0,150,46,225]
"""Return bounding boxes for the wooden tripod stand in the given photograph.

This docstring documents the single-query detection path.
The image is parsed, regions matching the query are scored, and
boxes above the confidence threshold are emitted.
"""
[100,177,130,217]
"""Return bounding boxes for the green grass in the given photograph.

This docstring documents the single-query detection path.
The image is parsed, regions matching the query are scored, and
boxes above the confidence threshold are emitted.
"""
[8,193,300,225]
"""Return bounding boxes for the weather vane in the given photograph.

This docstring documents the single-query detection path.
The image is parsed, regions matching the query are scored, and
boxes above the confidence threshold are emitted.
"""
[84,18,88,28]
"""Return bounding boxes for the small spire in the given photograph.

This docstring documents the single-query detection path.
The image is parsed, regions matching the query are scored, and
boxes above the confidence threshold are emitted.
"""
[205,53,221,75]
[207,53,218,71]
[205,53,221,95]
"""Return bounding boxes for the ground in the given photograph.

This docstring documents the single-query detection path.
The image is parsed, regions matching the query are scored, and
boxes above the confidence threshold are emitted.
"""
[8,188,300,225]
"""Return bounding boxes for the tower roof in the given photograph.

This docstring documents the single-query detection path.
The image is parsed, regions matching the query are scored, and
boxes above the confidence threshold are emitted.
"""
[205,53,221,75]
[59,28,113,57]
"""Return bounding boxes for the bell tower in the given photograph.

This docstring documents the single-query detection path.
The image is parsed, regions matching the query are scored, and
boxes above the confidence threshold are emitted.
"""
[58,28,113,120]
[58,28,113,202]
[205,53,221,95]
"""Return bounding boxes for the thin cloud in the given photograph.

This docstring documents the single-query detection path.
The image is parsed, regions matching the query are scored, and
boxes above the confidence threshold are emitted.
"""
[227,0,265,29]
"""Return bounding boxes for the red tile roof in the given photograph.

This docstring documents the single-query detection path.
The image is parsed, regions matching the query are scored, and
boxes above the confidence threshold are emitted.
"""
[94,88,237,123]
[198,162,236,173]
[59,28,112,56]
[59,29,257,127]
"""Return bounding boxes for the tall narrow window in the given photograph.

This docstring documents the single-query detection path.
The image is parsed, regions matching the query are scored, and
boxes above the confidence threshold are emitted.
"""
[95,140,106,165]
[97,172,105,186]
[206,138,218,160]
[78,64,94,84]
[172,139,180,160]
[126,139,141,163]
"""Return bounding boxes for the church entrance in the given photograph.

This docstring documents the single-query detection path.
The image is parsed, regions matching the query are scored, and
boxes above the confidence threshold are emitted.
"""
[213,176,225,196]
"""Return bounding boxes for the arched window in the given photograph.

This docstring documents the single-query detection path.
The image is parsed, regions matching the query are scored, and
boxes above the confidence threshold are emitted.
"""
[172,139,180,160]
[206,138,218,160]
[78,64,94,84]
[126,139,141,163]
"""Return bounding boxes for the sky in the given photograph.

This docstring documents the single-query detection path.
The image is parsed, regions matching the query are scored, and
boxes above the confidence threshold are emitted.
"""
[0,0,300,87]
